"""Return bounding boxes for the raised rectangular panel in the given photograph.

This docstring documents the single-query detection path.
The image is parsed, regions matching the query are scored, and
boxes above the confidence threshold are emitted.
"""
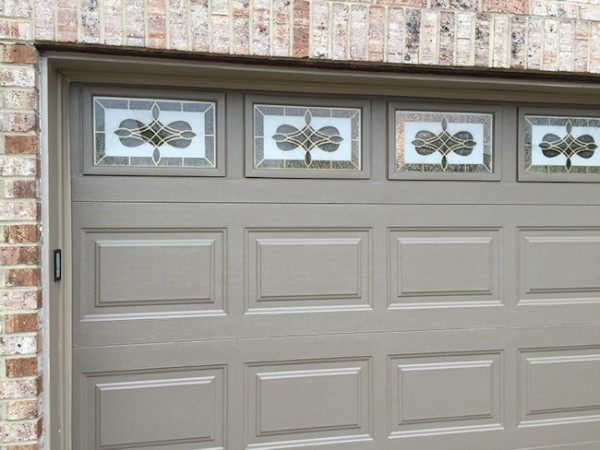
[519,347,600,426]
[246,229,371,313]
[84,366,225,449]
[80,229,226,319]
[97,241,213,305]
[246,358,372,447]
[389,352,502,438]
[519,228,600,304]
[389,228,501,308]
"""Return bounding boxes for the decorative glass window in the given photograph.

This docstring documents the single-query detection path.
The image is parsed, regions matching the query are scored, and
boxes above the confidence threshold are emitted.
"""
[523,115,600,175]
[246,96,368,178]
[392,110,494,178]
[93,96,216,168]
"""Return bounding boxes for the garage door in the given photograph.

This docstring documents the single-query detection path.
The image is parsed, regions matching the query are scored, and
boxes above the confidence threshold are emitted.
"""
[69,81,600,449]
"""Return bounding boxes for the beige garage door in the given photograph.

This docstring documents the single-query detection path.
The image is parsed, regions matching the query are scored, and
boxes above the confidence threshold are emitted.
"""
[69,81,600,449]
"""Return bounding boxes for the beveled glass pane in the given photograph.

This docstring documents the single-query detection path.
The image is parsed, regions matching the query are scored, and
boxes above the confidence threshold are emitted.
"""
[395,111,494,174]
[524,115,600,174]
[253,104,362,170]
[93,96,217,168]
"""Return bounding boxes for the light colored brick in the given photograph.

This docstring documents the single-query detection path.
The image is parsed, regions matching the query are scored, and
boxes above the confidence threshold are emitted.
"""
[0,67,35,88]
[80,0,101,44]
[0,112,36,131]
[147,0,167,49]
[0,290,40,311]
[0,19,31,41]
[420,9,439,65]
[190,0,210,52]
[350,5,369,60]
[104,0,124,46]
[590,21,600,73]
[6,399,38,420]
[483,0,529,14]
[377,0,425,6]
[387,8,406,63]
[312,1,330,59]
[0,202,38,222]
[455,12,474,65]
[332,3,349,60]
[169,0,189,51]
[2,90,36,110]
[580,5,600,20]
[125,0,145,46]
[210,0,230,53]
[232,0,250,55]
[542,17,560,70]
[272,0,291,57]
[253,0,271,55]
[368,6,386,61]
[559,21,575,71]
[57,0,77,42]
[0,158,36,176]
[491,14,511,68]
[0,336,37,356]
[34,0,54,41]
[0,420,39,441]
[574,20,589,72]
[527,16,544,69]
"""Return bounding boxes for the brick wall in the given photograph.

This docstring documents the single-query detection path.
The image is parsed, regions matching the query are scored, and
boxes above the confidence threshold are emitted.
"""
[0,0,599,448]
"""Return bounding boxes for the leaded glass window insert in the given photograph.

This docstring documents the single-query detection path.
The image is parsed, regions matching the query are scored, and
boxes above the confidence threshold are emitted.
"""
[253,105,361,170]
[94,96,216,168]
[524,115,600,175]
[394,111,494,174]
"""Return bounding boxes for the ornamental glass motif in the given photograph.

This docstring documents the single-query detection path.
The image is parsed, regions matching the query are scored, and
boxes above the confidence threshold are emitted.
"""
[395,111,493,174]
[93,96,216,168]
[254,105,361,170]
[524,115,600,174]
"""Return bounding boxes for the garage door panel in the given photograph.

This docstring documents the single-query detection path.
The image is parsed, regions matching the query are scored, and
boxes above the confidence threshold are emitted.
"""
[246,228,372,313]
[74,364,226,450]
[75,228,226,320]
[519,346,600,426]
[73,203,600,348]
[389,351,502,437]
[73,326,600,450]
[246,358,371,448]
[519,227,600,305]
[389,227,501,308]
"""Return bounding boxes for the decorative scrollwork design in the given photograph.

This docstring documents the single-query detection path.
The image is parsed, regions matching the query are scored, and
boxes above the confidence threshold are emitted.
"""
[272,111,343,166]
[539,121,597,172]
[411,117,476,171]
[115,103,197,165]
